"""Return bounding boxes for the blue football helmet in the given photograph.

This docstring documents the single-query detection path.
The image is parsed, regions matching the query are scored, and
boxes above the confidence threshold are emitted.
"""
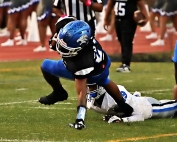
[56,20,91,57]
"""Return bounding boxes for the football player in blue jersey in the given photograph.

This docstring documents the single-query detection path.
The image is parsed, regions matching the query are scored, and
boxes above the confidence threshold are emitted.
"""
[38,18,133,130]
[172,41,177,101]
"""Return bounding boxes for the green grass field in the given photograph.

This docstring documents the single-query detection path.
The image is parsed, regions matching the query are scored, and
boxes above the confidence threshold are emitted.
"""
[0,60,177,142]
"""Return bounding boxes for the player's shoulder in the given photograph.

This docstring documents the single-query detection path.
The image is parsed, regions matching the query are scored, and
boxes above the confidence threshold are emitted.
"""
[117,85,127,91]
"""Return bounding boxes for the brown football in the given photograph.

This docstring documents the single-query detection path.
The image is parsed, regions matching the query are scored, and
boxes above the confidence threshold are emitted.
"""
[133,10,146,26]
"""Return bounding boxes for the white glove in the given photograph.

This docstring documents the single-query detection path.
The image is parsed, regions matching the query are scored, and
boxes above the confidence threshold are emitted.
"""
[108,115,122,124]
[69,119,86,130]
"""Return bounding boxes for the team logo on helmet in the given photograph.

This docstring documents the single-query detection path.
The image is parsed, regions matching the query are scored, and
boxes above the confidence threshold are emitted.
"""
[77,35,88,45]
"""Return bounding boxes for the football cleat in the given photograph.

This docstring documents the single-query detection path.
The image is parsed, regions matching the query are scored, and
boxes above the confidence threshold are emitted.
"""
[38,89,68,105]
[116,64,131,73]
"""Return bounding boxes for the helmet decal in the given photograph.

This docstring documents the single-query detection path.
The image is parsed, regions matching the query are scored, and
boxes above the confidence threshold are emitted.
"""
[77,35,89,45]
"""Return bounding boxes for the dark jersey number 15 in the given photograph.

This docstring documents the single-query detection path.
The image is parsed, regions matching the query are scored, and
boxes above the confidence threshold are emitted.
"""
[115,2,126,16]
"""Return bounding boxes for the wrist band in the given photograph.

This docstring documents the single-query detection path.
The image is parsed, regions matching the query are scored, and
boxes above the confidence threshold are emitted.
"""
[85,0,92,7]
[77,106,86,121]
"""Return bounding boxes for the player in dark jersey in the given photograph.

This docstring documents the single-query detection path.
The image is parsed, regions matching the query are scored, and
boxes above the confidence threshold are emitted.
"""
[104,0,148,72]
[38,18,133,130]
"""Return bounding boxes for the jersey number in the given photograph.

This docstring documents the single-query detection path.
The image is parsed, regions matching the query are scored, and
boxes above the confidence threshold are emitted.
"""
[93,45,104,63]
[95,50,104,63]
[115,2,126,16]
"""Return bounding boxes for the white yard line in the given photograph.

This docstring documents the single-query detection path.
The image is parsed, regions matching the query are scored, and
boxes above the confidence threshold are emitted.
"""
[0,139,61,142]
[0,100,37,105]
[28,106,74,110]
[0,100,74,106]
[0,89,172,106]
[139,89,171,94]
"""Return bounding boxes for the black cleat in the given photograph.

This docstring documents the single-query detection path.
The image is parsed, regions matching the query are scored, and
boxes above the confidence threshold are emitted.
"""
[38,89,68,105]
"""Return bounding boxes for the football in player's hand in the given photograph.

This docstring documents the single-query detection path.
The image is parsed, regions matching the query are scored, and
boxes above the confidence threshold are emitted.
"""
[133,10,146,27]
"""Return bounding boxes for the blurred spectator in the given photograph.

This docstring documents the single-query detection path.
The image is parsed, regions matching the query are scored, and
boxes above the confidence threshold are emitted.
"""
[33,0,58,52]
[1,0,38,46]
[95,0,108,24]
[29,0,39,16]
[14,0,40,41]
[151,0,177,46]
[97,0,114,41]
[0,0,11,35]
[144,0,155,11]
[99,6,115,41]
[145,0,166,40]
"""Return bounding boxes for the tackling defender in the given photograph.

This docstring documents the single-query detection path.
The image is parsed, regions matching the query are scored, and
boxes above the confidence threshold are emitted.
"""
[38,19,133,130]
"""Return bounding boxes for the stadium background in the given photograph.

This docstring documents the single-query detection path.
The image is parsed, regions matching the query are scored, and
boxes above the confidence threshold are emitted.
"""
[0,1,176,62]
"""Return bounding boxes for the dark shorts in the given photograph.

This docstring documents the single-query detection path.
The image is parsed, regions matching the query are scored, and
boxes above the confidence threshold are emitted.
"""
[160,0,177,16]
[36,0,55,21]
[8,0,32,14]
[0,0,11,7]
[151,0,166,13]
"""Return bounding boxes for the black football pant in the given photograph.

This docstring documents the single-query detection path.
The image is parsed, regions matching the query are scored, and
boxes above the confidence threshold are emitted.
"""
[115,17,137,67]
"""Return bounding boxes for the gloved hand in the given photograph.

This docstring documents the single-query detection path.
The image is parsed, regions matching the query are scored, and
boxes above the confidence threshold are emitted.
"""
[103,115,122,123]
[69,119,86,130]
[103,114,113,121]
[49,33,57,51]
[108,115,122,123]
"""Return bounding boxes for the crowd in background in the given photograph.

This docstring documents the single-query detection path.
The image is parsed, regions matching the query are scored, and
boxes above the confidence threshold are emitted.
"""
[146,0,177,46]
[99,0,177,46]
[0,0,177,51]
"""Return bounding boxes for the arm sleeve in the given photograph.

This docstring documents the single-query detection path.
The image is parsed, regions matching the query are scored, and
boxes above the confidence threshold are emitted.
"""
[122,114,145,122]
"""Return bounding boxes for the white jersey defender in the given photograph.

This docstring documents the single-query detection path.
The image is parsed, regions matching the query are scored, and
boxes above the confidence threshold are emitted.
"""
[87,85,177,122]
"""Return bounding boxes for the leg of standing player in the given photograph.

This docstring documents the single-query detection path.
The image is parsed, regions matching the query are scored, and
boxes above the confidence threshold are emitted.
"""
[115,17,137,72]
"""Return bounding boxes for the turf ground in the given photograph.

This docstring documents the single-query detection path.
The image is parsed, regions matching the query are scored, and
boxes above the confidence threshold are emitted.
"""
[0,60,177,142]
